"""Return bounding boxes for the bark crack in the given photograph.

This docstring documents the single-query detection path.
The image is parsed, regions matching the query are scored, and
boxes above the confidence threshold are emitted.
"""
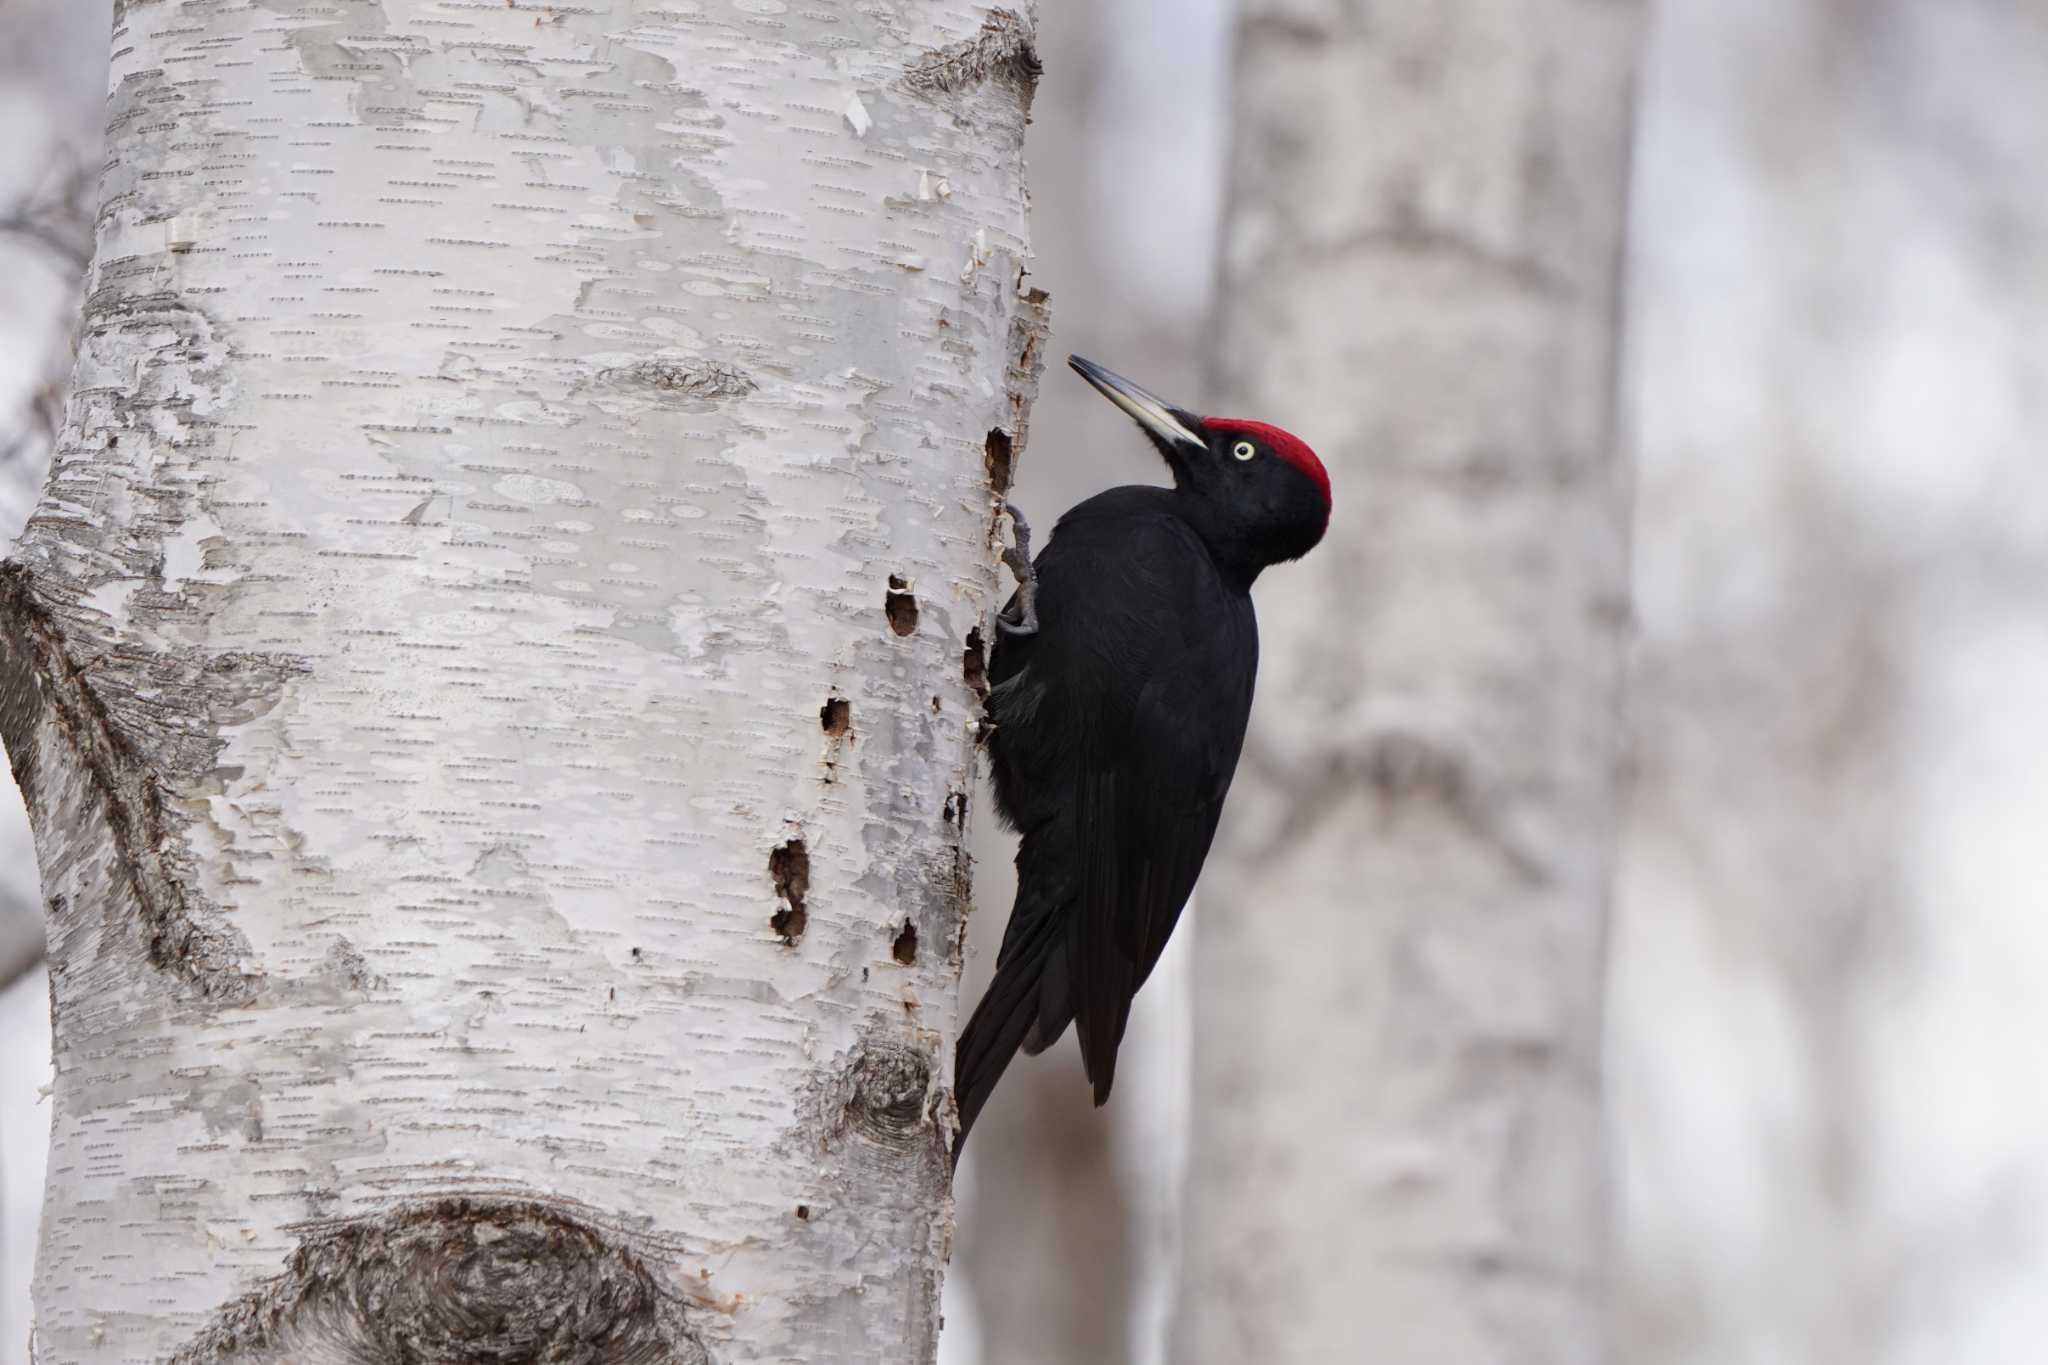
[599,358,756,401]
[0,563,261,1003]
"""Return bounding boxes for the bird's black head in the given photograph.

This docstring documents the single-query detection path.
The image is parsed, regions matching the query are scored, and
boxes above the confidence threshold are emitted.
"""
[1069,355,1330,578]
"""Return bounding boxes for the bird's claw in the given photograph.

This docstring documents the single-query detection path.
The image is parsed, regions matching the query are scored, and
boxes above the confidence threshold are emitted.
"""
[996,502,1039,636]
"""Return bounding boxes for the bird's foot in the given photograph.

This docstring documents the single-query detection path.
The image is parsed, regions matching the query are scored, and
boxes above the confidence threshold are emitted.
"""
[996,502,1039,636]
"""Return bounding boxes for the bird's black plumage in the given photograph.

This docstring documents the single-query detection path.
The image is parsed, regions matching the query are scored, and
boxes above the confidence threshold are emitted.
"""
[954,357,1330,1157]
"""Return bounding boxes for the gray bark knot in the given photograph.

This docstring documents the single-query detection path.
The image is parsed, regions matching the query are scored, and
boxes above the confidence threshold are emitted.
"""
[904,10,1041,104]
[170,1198,711,1365]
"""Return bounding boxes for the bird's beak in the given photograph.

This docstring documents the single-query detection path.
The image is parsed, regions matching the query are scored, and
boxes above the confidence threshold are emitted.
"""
[1068,355,1207,457]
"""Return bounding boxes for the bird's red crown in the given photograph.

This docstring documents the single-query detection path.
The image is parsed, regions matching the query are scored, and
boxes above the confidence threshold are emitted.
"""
[1203,418,1331,509]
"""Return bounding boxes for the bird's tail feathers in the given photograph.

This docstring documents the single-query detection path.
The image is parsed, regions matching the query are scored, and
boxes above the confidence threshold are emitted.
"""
[1017,945,1070,1056]
[952,901,1072,1164]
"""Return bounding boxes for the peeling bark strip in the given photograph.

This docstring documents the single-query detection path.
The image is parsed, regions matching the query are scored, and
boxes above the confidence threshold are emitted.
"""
[19,1,1042,1359]
[169,1199,708,1365]
[1005,285,1053,443]
[0,565,258,1004]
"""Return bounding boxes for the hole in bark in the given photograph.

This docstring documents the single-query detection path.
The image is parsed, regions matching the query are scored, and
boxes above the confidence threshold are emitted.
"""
[931,695,942,713]
[795,1205,810,1221]
[943,791,967,828]
[885,576,919,637]
[984,429,1013,495]
[962,626,988,699]
[820,697,850,736]
[892,921,918,965]
[769,839,810,945]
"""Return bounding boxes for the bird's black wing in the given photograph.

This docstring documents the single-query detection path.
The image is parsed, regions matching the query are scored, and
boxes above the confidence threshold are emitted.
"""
[983,494,1255,1103]
[1066,609,1252,1102]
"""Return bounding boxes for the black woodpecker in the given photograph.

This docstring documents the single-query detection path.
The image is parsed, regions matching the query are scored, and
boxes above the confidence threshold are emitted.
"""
[954,355,1331,1159]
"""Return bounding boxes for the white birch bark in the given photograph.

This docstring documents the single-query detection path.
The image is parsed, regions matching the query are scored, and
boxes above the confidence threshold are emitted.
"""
[8,3,1045,1362]
[1174,4,1643,1362]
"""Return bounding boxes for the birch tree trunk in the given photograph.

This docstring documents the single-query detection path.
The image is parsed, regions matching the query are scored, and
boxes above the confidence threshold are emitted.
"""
[7,3,1044,1362]
[1174,4,1643,1362]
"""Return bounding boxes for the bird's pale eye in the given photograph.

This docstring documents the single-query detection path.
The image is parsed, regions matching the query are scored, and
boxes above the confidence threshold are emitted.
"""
[1232,440,1257,462]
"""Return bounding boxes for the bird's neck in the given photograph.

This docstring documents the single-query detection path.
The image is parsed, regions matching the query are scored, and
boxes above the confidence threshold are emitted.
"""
[1170,492,1266,590]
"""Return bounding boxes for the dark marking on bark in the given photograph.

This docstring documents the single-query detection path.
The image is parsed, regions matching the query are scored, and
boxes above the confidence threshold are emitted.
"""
[322,936,378,992]
[947,841,974,925]
[768,838,810,945]
[599,358,755,400]
[951,879,974,964]
[110,0,167,33]
[819,697,850,737]
[962,626,988,701]
[0,563,261,1004]
[983,429,1014,496]
[885,577,919,637]
[168,1197,710,1365]
[905,9,1041,107]
[891,921,917,966]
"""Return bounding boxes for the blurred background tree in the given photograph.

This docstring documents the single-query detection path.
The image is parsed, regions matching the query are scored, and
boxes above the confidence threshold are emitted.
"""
[1176,2,1644,1360]
[11,0,2048,1362]
[1614,2,2048,1360]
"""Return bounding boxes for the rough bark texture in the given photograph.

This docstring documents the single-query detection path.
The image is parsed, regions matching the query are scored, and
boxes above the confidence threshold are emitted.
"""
[8,4,1044,1362]
[1174,4,1644,1363]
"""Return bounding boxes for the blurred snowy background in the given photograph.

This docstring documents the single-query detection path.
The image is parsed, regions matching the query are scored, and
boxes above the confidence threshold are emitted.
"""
[8,1,2048,1362]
